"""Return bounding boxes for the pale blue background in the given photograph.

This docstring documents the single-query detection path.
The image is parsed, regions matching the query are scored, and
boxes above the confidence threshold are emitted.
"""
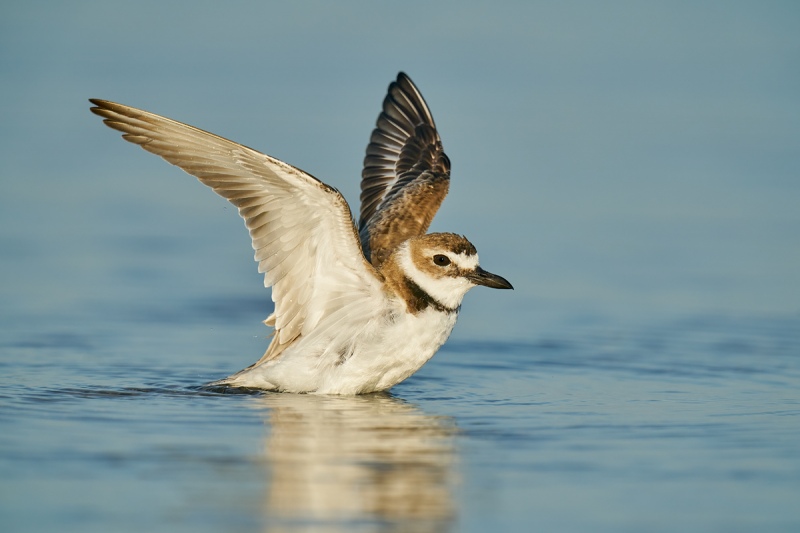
[1,2,799,532]
[2,1,798,334]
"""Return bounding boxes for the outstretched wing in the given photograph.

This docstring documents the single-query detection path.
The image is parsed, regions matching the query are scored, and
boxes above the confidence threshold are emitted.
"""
[90,99,383,356]
[359,73,450,267]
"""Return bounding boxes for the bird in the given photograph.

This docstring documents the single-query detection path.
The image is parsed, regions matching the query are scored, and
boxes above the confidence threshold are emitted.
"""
[90,72,512,395]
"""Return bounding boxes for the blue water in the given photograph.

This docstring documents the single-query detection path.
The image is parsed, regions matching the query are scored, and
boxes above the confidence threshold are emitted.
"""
[2,2,800,532]
[2,310,798,532]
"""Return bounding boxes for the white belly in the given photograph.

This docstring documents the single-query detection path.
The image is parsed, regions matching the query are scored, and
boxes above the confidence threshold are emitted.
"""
[225,305,459,394]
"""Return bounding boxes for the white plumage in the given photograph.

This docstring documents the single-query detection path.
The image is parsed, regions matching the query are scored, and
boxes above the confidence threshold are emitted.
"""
[90,73,512,394]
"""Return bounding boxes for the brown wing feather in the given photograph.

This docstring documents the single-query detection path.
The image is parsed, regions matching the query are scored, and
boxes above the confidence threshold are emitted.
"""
[359,73,450,266]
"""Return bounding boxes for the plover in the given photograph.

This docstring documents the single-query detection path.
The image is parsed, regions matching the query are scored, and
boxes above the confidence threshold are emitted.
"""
[90,72,512,394]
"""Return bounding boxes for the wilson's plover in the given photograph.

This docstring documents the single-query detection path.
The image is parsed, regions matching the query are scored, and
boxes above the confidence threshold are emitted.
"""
[90,72,512,394]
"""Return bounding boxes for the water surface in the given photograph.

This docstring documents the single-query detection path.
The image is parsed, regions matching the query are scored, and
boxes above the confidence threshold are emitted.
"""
[2,2,799,532]
[2,308,798,532]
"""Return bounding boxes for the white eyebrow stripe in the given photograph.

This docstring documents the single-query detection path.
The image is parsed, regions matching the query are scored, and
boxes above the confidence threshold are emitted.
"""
[399,245,473,309]
[449,252,479,270]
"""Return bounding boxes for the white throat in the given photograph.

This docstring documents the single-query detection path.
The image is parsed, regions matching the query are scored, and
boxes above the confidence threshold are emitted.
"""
[397,243,473,310]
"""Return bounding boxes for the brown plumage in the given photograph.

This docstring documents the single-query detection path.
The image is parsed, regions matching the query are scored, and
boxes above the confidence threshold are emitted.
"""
[88,73,513,394]
[359,73,451,267]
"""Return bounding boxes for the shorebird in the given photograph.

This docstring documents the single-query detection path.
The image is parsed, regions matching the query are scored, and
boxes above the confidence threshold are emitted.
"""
[90,72,512,394]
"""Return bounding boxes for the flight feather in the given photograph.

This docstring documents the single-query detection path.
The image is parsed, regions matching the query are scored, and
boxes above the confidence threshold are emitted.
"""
[89,99,383,359]
[359,73,450,267]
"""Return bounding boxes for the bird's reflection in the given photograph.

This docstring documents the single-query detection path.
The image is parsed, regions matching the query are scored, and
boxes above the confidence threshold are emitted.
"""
[251,392,458,532]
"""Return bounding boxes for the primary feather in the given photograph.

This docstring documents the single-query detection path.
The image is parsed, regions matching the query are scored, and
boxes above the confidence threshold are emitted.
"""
[89,73,511,394]
[359,73,451,267]
[90,99,384,362]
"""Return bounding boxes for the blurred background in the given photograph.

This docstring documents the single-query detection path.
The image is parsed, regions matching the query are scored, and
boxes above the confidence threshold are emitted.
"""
[1,2,799,532]
[2,1,797,341]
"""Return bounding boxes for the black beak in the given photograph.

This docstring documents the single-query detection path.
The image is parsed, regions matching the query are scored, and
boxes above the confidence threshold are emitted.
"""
[468,267,514,290]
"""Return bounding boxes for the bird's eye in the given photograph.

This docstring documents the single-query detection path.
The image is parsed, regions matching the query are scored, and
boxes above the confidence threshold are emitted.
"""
[433,254,451,266]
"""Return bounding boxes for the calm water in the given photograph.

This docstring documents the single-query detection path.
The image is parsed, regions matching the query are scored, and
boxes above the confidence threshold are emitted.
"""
[2,298,798,532]
[2,2,800,532]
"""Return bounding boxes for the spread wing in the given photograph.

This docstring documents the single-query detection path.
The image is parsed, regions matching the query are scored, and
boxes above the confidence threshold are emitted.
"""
[359,72,450,267]
[90,99,383,357]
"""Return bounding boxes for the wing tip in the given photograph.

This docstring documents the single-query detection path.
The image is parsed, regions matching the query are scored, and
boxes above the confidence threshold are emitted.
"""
[88,98,116,113]
[89,98,108,118]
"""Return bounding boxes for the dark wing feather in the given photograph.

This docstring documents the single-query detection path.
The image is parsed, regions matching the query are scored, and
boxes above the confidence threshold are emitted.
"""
[359,73,450,267]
